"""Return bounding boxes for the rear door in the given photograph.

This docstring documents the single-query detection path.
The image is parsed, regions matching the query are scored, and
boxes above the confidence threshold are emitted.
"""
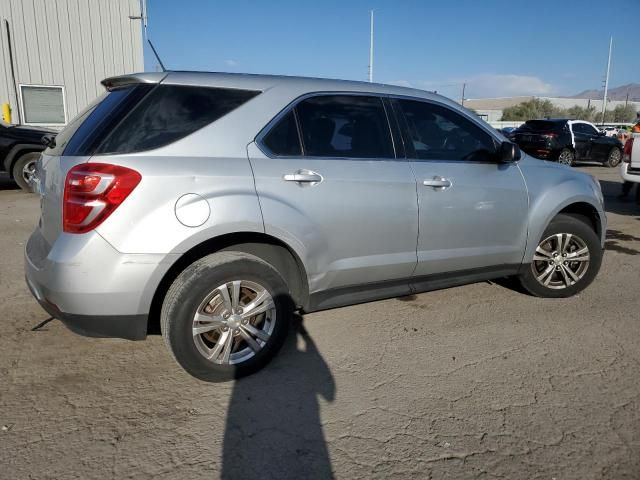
[392,98,528,277]
[248,94,418,295]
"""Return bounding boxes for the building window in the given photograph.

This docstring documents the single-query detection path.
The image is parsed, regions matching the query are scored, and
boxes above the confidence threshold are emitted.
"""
[19,85,66,125]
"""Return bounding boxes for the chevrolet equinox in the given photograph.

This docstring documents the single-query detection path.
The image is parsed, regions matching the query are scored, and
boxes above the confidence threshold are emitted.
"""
[25,72,607,381]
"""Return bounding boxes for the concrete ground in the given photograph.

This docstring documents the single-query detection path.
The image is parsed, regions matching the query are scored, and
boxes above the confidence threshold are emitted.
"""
[1,165,639,479]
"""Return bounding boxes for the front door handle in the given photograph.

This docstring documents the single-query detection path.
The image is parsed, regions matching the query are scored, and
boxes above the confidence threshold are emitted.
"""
[283,170,323,184]
[423,176,452,189]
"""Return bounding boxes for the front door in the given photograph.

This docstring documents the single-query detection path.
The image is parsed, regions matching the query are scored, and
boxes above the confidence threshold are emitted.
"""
[248,94,418,296]
[392,98,529,277]
[572,122,597,159]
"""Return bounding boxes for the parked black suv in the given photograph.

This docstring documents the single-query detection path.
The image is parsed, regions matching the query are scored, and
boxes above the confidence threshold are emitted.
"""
[512,119,623,167]
[0,120,52,191]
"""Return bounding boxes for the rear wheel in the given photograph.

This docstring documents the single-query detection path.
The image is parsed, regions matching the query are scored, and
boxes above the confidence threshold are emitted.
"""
[12,152,40,192]
[161,251,291,382]
[518,214,602,298]
[557,148,575,166]
[605,146,622,168]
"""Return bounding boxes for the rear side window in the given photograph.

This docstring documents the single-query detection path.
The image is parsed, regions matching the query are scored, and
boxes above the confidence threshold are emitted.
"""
[396,99,495,161]
[96,86,259,154]
[262,111,302,156]
[296,95,394,158]
[52,85,259,156]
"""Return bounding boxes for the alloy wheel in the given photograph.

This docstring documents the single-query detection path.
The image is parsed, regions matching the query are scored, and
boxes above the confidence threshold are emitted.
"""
[558,150,574,166]
[608,148,621,167]
[531,233,590,290]
[22,160,37,185]
[192,280,276,365]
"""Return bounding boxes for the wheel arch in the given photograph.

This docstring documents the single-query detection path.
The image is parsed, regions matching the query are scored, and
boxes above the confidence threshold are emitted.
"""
[524,191,605,264]
[4,144,43,178]
[147,232,309,335]
[557,202,602,239]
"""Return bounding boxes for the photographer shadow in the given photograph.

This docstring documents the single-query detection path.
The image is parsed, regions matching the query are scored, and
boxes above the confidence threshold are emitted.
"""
[221,315,336,480]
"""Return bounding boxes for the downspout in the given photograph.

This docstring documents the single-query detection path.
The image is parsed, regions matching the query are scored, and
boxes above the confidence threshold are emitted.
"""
[3,19,22,124]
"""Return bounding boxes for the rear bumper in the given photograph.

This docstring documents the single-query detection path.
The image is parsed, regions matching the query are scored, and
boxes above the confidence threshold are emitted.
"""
[24,228,177,340]
[26,283,148,340]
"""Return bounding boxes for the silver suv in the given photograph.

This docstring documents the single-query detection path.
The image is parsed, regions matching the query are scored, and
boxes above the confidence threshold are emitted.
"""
[25,72,606,381]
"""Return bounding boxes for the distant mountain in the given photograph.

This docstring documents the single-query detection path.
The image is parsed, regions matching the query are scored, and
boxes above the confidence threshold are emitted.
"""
[568,83,640,101]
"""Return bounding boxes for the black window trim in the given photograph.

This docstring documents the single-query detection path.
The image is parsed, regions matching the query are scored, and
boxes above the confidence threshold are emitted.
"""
[388,95,502,164]
[255,91,401,161]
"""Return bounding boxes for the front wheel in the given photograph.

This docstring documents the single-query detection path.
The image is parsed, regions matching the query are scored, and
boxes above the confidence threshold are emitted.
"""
[557,148,575,166]
[518,214,602,298]
[12,152,40,192]
[161,251,292,382]
[605,147,622,168]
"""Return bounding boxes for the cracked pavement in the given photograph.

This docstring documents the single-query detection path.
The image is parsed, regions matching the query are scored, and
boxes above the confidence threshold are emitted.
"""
[1,166,639,479]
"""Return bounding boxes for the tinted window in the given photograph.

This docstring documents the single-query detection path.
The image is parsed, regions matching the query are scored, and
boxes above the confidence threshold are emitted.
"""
[60,85,152,156]
[572,123,598,135]
[262,111,302,156]
[296,95,394,158]
[96,86,259,154]
[397,100,496,161]
[523,120,563,131]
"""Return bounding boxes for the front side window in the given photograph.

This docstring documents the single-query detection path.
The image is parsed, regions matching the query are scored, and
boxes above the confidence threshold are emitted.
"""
[296,95,394,158]
[396,99,496,161]
[573,123,598,136]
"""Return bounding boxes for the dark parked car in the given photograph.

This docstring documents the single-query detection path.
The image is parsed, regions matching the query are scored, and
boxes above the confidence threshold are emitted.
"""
[512,119,623,167]
[0,120,53,191]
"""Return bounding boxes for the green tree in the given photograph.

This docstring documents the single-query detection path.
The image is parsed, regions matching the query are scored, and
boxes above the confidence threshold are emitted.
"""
[500,99,561,121]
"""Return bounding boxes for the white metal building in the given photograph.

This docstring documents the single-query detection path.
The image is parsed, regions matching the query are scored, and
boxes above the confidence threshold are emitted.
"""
[0,0,144,128]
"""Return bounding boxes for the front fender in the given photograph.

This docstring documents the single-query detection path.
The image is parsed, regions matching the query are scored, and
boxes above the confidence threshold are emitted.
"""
[522,163,606,263]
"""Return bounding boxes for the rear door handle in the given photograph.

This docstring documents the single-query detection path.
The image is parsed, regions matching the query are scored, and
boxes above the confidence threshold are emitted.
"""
[283,170,323,184]
[423,176,452,189]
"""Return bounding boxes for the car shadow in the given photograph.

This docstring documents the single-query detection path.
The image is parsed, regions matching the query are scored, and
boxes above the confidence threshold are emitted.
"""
[605,229,640,256]
[0,174,19,191]
[599,179,640,217]
[221,313,336,480]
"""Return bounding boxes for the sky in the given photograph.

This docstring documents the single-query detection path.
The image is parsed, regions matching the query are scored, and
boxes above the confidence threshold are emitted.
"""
[143,0,640,100]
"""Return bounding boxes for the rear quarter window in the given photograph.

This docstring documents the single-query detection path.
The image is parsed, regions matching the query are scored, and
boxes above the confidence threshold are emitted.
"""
[49,85,259,156]
[96,85,260,154]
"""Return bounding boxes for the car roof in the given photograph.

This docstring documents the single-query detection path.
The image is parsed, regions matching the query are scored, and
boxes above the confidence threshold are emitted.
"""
[101,70,459,107]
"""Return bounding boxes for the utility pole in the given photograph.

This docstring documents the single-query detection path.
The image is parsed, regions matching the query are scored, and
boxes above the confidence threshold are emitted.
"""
[461,83,466,106]
[601,36,612,125]
[368,10,374,83]
[625,90,629,107]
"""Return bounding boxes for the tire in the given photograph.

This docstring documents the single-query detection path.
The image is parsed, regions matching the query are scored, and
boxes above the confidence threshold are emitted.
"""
[557,148,575,166]
[12,152,40,192]
[518,214,602,298]
[161,251,292,382]
[605,146,622,168]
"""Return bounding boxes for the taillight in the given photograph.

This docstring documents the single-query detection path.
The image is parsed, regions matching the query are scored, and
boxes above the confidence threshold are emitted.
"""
[63,163,141,233]
[622,138,633,163]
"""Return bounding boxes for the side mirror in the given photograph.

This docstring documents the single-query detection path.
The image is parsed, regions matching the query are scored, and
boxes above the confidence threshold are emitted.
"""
[498,141,521,163]
[41,134,56,148]
[598,130,606,136]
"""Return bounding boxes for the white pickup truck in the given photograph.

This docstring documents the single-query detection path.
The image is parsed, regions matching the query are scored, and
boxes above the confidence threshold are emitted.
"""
[621,133,640,188]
